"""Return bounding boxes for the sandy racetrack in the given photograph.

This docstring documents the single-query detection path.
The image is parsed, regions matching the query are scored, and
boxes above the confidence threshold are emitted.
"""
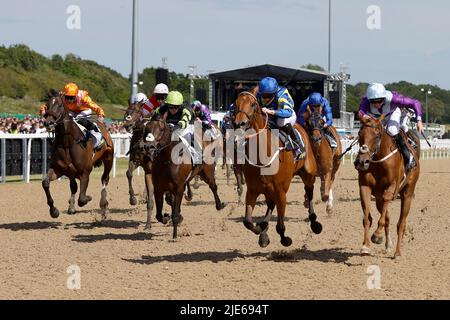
[0,160,449,299]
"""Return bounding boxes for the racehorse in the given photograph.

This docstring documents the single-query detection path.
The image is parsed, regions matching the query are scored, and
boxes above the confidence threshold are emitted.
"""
[303,105,342,214]
[122,101,156,228]
[354,113,420,257]
[123,100,147,206]
[143,117,225,239]
[233,87,321,248]
[41,90,114,218]
[221,120,246,204]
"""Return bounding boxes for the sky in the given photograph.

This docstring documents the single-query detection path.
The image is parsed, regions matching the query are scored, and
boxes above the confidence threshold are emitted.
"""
[1,0,449,89]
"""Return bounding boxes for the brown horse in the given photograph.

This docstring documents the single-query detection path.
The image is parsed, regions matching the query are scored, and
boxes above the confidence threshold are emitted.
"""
[221,120,246,203]
[303,105,342,214]
[354,113,420,257]
[41,90,114,218]
[143,118,225,238]
[233,87,321,248]
[122,101,157,228]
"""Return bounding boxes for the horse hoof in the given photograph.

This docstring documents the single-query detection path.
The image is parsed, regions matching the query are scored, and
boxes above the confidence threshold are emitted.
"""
[144,223,152,230]
[371,234,384,245]
[67,208,76,215]
[310,221,323,234]
[360,245,372,255]
[184,194,193,202]
[172,214,184,225]
[162,213,171,224]
[326,205,333,215]
[256,221,269,233]
[258,233,270,248]
[129,196,137,206]
[216,202,225,211]
[281,236,292,247]
[243,220,254,231]
[50,208,60,219]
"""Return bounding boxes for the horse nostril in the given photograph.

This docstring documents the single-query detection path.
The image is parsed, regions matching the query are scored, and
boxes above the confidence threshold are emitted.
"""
[126,115,132,121]
[239,121,247,127]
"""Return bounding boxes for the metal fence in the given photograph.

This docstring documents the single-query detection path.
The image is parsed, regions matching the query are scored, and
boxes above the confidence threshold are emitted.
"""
[1,133,449,183]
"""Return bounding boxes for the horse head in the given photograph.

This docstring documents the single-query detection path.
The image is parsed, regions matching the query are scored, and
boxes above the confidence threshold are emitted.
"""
[233,86,264,132]
[143,115,172,160]
[123,100,145,132]
[304,105,325,145]
[42,89,66,131]
[355,112,385,171]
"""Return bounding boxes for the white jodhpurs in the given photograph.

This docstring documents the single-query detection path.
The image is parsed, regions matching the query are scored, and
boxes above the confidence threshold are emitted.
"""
[69,109,93,119]
[385,107,410,136]
[276,109,297,127]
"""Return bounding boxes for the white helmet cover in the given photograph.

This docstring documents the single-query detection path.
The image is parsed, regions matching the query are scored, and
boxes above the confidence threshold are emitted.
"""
[130,92,148,104]
[154,83,169,94]
[367,83,387,100]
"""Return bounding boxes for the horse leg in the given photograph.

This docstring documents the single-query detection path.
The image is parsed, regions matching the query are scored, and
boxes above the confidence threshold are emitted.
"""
[193,175,200,189]
[375,197,393,254]
[42,168,61,218]
[273,192,292,247]
[99,155,113,219]
[144,172,154,230]
[155,189,170,225]
[395,188,414,258]
[199,167,225,210]
[243,191,261,235]
[360,185,373,255]
[234,166,244,204]
[258,199,275,248]
[126,161,138,205]
[78,171,92,207]
[303,174,322,234]
[184,182,193,202]
[171,187,184,239]
[371,196,389,246]
[67,178,77,215]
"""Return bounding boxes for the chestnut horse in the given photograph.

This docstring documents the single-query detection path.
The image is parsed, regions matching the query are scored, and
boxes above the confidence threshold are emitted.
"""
[41,90,114,218]
[354,113,420,257]
[303,105,342,214]
[233,87,321,248]
[143,118,225,239]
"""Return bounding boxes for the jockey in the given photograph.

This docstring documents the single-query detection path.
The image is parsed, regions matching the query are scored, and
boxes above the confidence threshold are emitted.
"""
[152,91,200,163]
[221,103,235,131]
[297,92,338,148]
[129,83,169,116]
[191,100,218,140]
[359,83,424,171]
[257,77,304,158]
[40,83,105,151]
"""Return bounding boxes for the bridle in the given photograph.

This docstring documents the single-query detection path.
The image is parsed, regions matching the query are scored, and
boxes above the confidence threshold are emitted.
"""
[358,122,383,162]
[235,91,268,139]
[308,107,325,144]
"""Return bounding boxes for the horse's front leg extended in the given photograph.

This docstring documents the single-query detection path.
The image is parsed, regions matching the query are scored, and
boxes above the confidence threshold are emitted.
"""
[274,192,292,247]
[304,175,322,234]
[258,199,275,248]
[171,188,184,239]
[243,191,260,235]
[42,168,60,218]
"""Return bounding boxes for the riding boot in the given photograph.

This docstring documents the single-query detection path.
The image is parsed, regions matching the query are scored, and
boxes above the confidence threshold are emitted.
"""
[282,123,305,159]
[395,134,416,171]
[324,127,338,149]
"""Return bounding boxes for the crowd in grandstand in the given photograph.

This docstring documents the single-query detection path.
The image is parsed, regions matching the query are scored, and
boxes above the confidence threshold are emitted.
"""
[0,116,128,134]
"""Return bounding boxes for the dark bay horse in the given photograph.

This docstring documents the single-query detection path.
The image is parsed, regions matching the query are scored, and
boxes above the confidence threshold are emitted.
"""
[354,113,420,257]
[143,118,225,239]
[303,105,342,214]
[233,87,321,248]
[122,101,155,228]
[42,90,114,218]
[221,121,246,203]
